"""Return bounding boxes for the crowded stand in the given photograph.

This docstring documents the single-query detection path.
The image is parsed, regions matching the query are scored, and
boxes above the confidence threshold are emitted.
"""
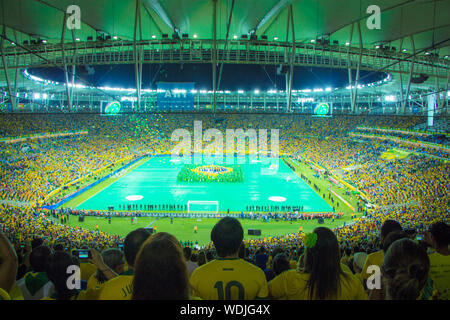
[0,113,449,300]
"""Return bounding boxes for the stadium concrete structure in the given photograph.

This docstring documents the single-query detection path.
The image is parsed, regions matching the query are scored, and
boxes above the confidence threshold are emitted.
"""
[0,0,448,116]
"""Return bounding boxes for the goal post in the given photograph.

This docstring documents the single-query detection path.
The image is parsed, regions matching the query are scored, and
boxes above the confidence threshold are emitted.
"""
[187,201,219,215]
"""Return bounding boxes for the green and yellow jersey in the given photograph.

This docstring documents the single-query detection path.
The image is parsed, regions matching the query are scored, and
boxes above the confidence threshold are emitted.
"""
[190,258,268,300]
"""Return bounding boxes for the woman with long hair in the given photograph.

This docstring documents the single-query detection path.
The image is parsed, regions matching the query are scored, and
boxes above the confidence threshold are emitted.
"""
[132,232,189,300]
[268,227,368,300]
[382,238,430,300]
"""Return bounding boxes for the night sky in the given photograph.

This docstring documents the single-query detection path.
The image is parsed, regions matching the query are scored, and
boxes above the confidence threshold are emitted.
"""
[29,63,387,91]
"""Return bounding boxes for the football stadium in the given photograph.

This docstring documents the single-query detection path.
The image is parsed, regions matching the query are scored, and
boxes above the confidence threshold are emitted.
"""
[0,0,449,307]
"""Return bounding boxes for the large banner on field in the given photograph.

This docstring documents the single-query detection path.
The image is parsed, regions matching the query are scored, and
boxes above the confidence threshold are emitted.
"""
[157,82,195,110]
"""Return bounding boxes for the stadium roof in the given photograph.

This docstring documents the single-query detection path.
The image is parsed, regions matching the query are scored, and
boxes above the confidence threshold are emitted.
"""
[0,0,449,102]
[0,0,448,54]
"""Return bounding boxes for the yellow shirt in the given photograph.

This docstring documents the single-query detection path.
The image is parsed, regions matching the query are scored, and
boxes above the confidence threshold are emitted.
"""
[290,260,298,270]
[428,252,450,300]
[268,269,368,300]
[87,274,103,291]
[190,258,269,300]
[0,288,11,300]
[80,262,97,281]
[354,273,364,285]
[98,274,134,300]
[361,250,384,280]
[341,263,352,274]
[341,255,352,267]
[9,283,24,300]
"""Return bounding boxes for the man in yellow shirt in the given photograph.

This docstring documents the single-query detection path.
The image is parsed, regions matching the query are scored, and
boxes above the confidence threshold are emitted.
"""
[190,217,269,300]
[98,228,151,300]
[426,222,450,299]
[361,219,402,281]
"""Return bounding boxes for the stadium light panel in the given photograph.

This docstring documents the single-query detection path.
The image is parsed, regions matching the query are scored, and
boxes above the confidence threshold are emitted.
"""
[233,35,238,39]
[33,93,40,99]
[237,90,244,94]
[254,89,260,94]
[42,93,48,99]
[385,95,396,102]
[193,34,198,39]
[273,37,278,40]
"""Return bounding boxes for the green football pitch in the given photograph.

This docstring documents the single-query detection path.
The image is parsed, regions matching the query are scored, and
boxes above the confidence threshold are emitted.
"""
[66,155,333,213]
[65,215,353,246]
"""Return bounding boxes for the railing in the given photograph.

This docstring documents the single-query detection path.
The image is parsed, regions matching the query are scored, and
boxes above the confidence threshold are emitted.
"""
[2,39,448,78]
